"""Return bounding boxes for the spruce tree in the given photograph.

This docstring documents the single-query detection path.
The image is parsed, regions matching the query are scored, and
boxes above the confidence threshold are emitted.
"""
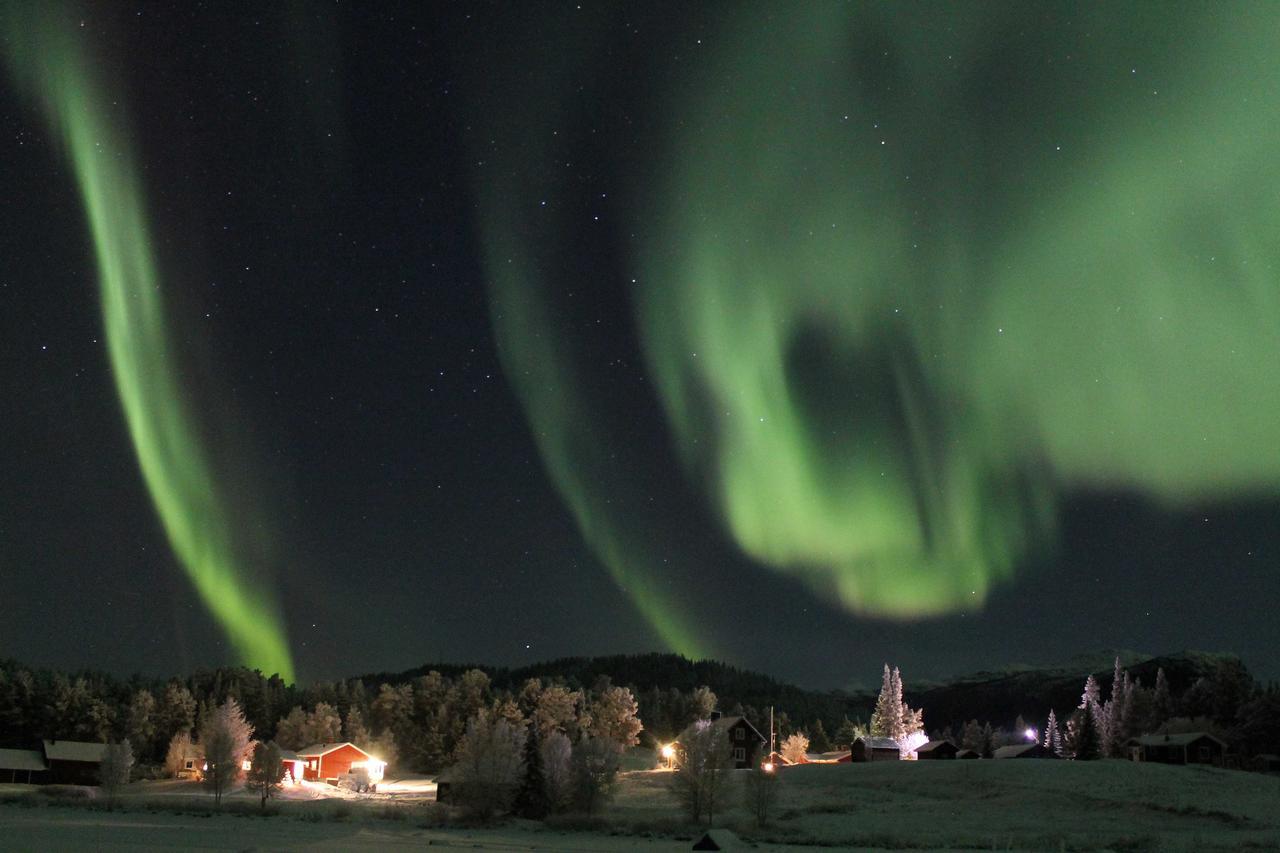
[809,719,832,753]
[1043,709,1063,756]
[1151,668,1173,730]
[513,725,549,819]
[1068,702,1101,760]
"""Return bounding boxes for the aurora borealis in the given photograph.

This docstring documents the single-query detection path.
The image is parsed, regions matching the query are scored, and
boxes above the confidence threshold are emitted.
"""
[2,2,1279,686]
[2,4,293,680]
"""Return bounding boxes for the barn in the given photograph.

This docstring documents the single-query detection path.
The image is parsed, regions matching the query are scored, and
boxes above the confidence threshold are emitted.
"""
[915,740,959,760]
[42,740,108,785]
[295,742,385,784]
[955,748,981,759]
[0,748,47,783]
[851,736,900,762]
[1127,732,1227,767]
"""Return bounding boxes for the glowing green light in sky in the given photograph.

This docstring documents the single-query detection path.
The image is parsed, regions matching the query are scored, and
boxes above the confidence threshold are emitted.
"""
[638,4,1280,616]
[3,5,294,679]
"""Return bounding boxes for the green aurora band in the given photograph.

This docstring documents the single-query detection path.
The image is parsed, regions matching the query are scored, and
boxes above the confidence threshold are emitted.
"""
[638,4,1280,616]
[481,3,1280,644]
[3,6,294,680]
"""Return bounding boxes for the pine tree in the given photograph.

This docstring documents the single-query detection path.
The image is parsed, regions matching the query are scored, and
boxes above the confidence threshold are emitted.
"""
[1067,702,1101,760]
[1081,674,1102,711]
[513,725,549,819]
[809,719,832,753]
[1104,659,1128,756]
[870,664,900,738]
[1043,709,1063,756]
[961,720,984,752]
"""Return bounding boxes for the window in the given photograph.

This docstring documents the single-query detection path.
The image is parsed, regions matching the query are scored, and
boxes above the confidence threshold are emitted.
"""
[1198,746,1211,762]
[184,760,193,770]
[734,728,744,741]
[733,748,745,761]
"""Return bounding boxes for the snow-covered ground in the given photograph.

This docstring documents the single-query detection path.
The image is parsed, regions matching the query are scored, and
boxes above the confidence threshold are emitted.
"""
[3,759,1278,850]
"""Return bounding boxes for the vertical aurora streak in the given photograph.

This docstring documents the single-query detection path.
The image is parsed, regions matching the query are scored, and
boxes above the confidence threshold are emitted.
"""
[3,5,294,680]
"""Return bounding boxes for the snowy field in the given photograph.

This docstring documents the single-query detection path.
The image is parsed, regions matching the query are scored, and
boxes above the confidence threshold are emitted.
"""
[2,759,1279,850]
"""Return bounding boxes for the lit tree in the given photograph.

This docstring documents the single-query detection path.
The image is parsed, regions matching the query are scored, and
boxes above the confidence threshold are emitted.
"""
[871,664,903,740]
[780,731,809,764]
[588,686,643,749]
[671,719,733,824]
[245,741,285,810]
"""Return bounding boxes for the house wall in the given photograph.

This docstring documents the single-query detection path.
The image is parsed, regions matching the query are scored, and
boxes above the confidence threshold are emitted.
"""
[47,760,100,785]
[304,744,369,780]
[726,720,765,769]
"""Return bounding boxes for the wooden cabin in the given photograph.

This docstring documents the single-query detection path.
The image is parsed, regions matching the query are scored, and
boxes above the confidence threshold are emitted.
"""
[1126,732,1227,767]
[915,740,959,760]
[42,740,108,785]
[295,742,385,783]
[851,736,900,762]
[674,714,768,769]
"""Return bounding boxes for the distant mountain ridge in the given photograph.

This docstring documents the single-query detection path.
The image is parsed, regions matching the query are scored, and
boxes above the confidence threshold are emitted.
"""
[359,649,1245,734]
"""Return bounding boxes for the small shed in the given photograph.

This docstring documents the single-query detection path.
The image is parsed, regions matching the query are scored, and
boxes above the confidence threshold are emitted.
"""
[915,740,958,760]
[851,736,900,762]
[692,828,744,850]
[1252,754,1280,773]
[1127,732,1227,767]
[295,742,385,783]
[993,742,1057,759]
[955,748,980,759]
[43,740,108,785]
[0,748,47,783]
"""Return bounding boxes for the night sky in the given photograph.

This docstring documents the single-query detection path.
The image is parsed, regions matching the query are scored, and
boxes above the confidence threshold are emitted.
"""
[3,2,1278,689]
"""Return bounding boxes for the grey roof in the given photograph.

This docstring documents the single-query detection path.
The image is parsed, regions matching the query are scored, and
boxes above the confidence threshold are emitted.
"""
[278,749,300,761]
[1132,732,1226,748]
[0,748,47,772]
[296,742,365,758]
[854,736,900,751]
[42,740,108,763]
[955,748,980,757]
[915,739,956,753]
[993,743,1043,759]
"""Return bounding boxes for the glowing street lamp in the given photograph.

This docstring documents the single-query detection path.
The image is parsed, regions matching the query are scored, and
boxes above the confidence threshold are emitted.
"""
[1024,728,1037,742]
[763,761,775,773]
[661,743,675,769]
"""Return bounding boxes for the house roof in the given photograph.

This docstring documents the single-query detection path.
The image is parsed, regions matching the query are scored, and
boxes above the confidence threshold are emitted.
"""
[296,742,368,759]
[854,736,900,751]
[915,740,956,753]
[42,740,108,763]
[1130,732,1226,748]
[955,749,980,758]
[675,715,766,746]
[0,748,47,772]
[278,749,300,761]
[993,743,1046,759]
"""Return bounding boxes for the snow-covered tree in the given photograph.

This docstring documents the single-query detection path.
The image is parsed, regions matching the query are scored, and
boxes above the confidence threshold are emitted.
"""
[245,741,285,810]
[1151,667,1174,730]
[571,735,620,814]
[344,707,370,746]
[164,731,197,778]
[961,720,984,753]
[780,732,809,764]
[125,690,157,762]
[199,698,254,806]
[671,719,733,824]
[98,739,133,809]
[304,702,343,745]
[450,711,526,818]
[540,730,573,813]
[1103,659,1130,756]
[588,686,642,749]
[1081,674,1102,711]
[1043,709,1063,756]
[1066,702,1101,760]
[274,707,309,750]
[871,664,904,740]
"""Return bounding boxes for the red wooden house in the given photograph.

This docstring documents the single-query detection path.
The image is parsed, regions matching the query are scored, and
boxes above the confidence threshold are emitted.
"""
[294,742,385,783]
